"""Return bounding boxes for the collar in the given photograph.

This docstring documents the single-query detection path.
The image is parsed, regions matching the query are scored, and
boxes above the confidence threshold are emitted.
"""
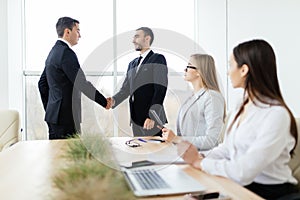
[251,98,275,108]
[57,38,72,49]
[194,88,206,98]
[140,49,151,58]
[245,93,279,108]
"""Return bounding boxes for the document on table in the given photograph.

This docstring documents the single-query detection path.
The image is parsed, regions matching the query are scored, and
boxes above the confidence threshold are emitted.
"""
[146,145,186,164]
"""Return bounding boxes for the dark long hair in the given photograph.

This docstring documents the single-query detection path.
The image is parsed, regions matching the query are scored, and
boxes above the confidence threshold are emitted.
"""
[227,39,298,155]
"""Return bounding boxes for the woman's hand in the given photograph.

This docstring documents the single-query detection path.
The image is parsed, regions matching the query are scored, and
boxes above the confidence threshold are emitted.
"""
[177,141,204,170]
[161,127,176,142]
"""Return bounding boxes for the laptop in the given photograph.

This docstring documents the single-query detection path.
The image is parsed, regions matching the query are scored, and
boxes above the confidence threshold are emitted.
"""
[121,164,206,197]
[107,135,206,197]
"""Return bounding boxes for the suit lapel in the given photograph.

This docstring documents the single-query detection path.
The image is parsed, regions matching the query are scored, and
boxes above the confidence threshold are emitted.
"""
[180,89,206,129]
[134,50,154,79]
[141,50,154,64]
[131,57,140,78]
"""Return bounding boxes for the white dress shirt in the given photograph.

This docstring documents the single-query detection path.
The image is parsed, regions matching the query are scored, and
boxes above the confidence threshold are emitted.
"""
[201,99,297,186]
[136,49,151,72]
[57,38,72,48]
[177,89,225,150]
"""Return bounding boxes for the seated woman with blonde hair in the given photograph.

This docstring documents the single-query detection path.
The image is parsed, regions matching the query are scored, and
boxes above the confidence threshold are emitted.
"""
[178,39,299,199]
[162,54,225,150]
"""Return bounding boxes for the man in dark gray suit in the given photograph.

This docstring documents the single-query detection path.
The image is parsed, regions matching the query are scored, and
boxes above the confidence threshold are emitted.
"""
[111,27,168,136]
[38,17,111,139]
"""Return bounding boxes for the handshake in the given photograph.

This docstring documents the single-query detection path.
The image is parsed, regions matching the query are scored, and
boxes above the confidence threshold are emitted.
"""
[104,96,156,130]
[105,97,114,110]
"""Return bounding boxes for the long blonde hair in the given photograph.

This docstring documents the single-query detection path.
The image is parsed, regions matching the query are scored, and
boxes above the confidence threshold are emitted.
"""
[190,54,220,92]
[191,54,226,121]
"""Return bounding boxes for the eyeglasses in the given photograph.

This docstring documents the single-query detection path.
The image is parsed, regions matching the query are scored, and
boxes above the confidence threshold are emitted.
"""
[125,139,141,148]
[185,66,197,72]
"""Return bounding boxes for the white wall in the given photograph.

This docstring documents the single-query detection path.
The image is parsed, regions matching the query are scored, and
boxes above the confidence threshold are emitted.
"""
[0,0,9,109]
[228,0,300,117]
[1,0,24,137]
[7,0,24,114]
[1,0,23,112]
[197,0,300,117]
[197,0,228,102]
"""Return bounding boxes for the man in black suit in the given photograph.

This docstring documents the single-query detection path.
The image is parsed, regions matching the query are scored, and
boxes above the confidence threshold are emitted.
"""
[38,17,111,139]
[111,27,168,136]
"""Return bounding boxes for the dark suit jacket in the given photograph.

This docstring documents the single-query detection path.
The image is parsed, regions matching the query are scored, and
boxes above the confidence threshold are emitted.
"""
[113,50,168,126]
[38,40,107,128]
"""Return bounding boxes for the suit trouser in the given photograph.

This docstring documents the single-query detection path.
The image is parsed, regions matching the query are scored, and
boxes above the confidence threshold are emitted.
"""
[131,123,162,137]
[47,122,79,140]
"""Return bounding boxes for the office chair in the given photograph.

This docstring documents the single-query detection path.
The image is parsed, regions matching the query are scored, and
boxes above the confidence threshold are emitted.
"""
[0,109,20,151]
[288,118,300,189]
[276,117,300,200]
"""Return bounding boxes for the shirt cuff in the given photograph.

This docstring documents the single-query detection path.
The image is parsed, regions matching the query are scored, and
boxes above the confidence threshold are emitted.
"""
[201,158,215,173]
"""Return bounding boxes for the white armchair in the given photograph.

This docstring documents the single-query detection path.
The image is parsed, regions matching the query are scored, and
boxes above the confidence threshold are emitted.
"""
[0,109,20,151]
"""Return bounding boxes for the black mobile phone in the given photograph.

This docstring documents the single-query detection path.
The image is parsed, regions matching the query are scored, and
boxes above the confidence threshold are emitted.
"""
[191,192,231,200]
[131,160,155,168]
[193,192,219,200]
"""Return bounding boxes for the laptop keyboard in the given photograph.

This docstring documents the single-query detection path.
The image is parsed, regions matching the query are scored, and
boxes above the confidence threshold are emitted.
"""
[132,169,170,190]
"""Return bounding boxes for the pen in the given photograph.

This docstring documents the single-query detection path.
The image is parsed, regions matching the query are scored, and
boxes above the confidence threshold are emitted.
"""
[137,138,147,143]
[148,138,165,143]
[157,125,165,130]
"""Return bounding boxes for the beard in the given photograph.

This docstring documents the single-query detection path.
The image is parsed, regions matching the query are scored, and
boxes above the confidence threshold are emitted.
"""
[135,43,142,51]
[135,46,142,51]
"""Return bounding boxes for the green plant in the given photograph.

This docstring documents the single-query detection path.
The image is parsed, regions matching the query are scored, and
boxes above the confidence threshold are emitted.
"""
[52,134,135,200]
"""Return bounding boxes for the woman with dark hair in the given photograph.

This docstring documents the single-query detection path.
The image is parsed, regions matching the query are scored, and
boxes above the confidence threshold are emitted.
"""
[178,39,298,199]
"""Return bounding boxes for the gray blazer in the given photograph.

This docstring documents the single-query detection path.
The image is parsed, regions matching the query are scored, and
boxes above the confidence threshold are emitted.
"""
[177,89,225,150]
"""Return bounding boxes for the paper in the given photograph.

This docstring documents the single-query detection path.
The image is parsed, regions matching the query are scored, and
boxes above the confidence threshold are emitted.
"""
[146,145,185,164]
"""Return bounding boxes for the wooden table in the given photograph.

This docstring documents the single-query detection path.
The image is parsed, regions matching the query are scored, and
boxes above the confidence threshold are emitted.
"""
[110,137,264,200]
[0,138,263,200]
[0,140,67,200]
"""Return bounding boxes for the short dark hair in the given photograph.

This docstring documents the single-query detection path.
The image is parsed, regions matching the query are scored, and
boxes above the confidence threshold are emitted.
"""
[136,27,154,45]
[56,17,79,38]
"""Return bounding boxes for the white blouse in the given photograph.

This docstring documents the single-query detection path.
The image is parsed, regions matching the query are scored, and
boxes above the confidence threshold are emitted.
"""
[201,100,297,186]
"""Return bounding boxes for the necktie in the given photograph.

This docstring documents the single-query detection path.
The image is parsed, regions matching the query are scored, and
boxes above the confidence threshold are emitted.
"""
[135,56,143,73]
[137,56,143,66]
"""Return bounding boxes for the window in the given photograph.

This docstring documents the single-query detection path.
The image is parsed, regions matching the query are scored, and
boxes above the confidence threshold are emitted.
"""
[24,0,195,139]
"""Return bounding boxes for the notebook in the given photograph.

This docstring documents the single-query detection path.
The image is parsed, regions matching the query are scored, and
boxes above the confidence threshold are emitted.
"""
[146,143,186,164]
[121,164,206,197]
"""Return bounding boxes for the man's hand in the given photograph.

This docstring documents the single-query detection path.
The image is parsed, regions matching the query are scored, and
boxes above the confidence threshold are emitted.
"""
[143,118,155,130]
[105,97,116,110]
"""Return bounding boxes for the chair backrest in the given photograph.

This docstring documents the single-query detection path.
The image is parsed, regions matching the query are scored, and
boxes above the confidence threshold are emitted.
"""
[289,117,300,188]
[0,109,20,151]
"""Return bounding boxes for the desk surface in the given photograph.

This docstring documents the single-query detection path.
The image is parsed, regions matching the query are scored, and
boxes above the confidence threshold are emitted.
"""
[0,138,263,200]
